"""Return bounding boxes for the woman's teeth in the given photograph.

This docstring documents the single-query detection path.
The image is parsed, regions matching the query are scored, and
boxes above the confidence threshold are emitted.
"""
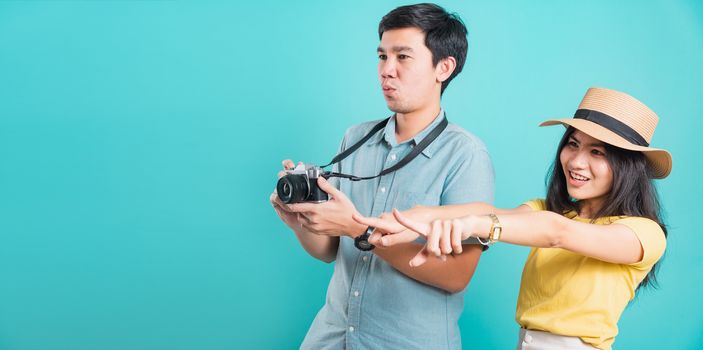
[570,171,589,181]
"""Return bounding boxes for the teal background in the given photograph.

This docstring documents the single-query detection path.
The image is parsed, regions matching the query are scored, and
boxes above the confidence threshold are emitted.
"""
[0,1,701,349]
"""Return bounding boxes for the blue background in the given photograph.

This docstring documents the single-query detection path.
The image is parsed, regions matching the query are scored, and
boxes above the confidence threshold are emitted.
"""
[1,1,701,349]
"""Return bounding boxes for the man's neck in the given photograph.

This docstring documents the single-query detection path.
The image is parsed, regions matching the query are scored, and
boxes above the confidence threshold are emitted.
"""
[394,104,441,143]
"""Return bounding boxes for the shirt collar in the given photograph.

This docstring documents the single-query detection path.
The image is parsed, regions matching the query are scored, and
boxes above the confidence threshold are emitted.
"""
[365,117,390,146]
[368,109,445,159]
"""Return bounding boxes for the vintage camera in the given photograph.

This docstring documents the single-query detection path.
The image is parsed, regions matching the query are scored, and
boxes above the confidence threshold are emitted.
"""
[276,164,329,204]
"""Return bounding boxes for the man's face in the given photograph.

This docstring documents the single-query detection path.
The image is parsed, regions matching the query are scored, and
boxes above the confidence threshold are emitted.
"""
[377,27,440,114]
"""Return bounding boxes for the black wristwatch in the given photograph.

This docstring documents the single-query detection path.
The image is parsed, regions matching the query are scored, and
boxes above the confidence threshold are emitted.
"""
[354,226,376,251]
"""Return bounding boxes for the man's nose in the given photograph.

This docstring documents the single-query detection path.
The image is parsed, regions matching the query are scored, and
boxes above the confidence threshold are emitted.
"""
[380,59,397,78]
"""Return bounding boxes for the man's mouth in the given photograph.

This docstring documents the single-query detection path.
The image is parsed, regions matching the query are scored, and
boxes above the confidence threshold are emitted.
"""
[382,85,396,97]
[381,79,396,91]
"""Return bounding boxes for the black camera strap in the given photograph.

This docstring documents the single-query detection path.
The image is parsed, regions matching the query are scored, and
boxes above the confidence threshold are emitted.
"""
[322,113,448,181]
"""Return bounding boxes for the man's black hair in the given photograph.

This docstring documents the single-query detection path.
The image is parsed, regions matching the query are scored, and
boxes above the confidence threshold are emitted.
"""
[378,3,468,94]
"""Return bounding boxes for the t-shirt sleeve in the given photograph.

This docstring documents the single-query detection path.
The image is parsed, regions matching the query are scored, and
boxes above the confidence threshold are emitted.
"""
[614,217,667,270]
[522,199,547,211]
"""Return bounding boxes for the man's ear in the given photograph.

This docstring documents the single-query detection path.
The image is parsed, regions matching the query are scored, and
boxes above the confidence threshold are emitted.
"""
[436,56,457,83]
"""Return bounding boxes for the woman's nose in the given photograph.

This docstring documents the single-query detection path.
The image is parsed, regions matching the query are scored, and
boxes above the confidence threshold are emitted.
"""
[568,150,589,169]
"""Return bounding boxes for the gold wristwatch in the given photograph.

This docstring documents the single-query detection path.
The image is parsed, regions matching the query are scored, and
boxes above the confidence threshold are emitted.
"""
[488,213,502,242]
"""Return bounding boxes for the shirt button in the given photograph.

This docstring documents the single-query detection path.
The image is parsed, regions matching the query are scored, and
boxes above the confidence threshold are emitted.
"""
[380,187,386,193]
[353,291,360,297]
[390,154,397,160]
[349,326,355,332]
[362,255,369,262]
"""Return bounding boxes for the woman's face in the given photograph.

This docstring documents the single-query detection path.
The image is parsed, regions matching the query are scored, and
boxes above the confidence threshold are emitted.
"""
[560,130,614,212]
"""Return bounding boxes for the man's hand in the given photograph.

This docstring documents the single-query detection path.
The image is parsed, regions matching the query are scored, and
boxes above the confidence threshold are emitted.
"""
[271,192,305,232]
[352,211,418,247]
[270,159,340,263]
[287,177,366,237]
[270,159,307,233]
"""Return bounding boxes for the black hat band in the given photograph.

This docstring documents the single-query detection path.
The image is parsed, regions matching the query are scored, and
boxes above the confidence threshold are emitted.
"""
[574,109,649,147]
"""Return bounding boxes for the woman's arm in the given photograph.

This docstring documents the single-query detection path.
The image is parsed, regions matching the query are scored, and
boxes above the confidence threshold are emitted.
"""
[483,211,644,264]
[353,202,531,246]
[353,203,533,267]
[412,202,526,219]
[395,209,644,266]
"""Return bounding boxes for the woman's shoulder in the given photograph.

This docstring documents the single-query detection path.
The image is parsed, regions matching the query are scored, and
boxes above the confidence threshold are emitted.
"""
[612,216,667,269]
[612,216,665,236]
[522,198,547,211]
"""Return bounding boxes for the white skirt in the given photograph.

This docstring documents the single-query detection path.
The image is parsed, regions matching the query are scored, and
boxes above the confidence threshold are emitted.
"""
[516,328,597,350]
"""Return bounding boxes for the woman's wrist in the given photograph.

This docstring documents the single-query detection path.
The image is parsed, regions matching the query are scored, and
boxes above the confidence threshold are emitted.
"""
[464,215,493,239]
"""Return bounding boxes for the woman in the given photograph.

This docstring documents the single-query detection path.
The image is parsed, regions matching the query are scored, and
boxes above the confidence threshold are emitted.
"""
[354,87,671,350]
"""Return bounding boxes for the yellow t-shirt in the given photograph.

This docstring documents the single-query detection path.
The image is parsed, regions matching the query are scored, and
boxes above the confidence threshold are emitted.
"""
[516,199,666,350]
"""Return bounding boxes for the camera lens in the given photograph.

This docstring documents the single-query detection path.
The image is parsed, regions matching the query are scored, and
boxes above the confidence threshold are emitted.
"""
[277,174,309,204]
[281,183,291,196]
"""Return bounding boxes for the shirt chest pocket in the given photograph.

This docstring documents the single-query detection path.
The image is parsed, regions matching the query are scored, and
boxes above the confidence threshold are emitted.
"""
[392,191,440,211]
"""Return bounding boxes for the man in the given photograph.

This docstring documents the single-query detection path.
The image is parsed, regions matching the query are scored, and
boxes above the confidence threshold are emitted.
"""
[270,3,494,349]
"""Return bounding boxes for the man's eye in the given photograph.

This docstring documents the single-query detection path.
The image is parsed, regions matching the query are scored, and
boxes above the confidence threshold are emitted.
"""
[378,54,387,60]
[398,54,409,59]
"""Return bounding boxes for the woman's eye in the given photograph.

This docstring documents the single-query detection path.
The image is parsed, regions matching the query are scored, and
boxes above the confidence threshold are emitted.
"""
[567,141,578,148]
[591,149,605,156]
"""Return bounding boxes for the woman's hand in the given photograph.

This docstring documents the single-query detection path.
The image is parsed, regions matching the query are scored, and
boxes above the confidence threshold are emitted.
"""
[393,210,491,267]
[353,206,494,267]
[352,206,435,247]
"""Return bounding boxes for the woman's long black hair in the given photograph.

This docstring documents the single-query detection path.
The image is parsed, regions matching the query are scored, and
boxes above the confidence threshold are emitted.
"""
[545,127,667,290]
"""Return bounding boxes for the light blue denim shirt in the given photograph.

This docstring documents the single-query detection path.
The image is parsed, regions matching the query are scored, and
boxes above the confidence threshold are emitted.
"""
[301,110,495,350]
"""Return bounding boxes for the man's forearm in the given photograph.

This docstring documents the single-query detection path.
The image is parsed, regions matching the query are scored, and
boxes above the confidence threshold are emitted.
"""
[373,243,482,293]
[294,230,339,263]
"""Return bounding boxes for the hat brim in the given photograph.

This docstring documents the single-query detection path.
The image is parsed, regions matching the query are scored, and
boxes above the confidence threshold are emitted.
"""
[540,118,672,179]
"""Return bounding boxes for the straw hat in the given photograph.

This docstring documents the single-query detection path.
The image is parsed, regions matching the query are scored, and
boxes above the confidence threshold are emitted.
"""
[540,87,672,179]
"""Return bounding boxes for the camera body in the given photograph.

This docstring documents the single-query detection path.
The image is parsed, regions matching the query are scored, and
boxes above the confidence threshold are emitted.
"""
[276,164,329,204]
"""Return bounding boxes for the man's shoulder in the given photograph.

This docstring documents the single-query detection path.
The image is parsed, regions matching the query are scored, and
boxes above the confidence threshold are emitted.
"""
[441,122,490,154]
[344,118,387,138]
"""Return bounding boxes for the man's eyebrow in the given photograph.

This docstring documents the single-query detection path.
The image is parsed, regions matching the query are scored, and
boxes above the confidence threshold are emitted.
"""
[377,46,414,53]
